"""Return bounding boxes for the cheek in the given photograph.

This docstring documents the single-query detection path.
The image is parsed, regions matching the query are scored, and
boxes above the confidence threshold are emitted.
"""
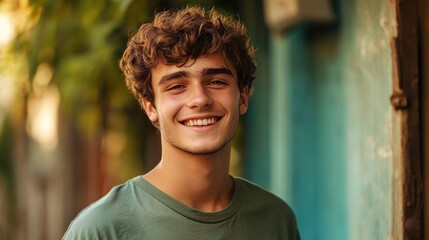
[157,97,183,119]
[224,96,242,116]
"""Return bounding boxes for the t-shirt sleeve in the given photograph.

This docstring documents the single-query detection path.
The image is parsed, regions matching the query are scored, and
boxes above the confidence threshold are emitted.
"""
[62,207,113,240]
[62,225,103,240]
[63,221,100,239]
[63,179,141,240]
[289,209,301,240]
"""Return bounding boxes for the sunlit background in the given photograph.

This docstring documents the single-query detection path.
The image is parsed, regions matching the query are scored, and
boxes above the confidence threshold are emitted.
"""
[0,0,243,239]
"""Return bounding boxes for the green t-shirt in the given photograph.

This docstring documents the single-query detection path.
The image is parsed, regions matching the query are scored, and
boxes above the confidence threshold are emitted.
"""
[63,176,300,240]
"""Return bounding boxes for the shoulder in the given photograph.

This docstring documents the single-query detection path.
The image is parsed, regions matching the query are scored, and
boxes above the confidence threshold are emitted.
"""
[63,177,141,239]
[235,177,298,222]
[235,177,289,206]
[234,177,300,239]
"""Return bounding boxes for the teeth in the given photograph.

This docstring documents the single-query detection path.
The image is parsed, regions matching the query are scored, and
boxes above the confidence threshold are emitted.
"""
[184,118,218,126]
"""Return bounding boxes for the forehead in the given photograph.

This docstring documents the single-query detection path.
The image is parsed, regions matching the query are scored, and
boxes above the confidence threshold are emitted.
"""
[151,54,237,82]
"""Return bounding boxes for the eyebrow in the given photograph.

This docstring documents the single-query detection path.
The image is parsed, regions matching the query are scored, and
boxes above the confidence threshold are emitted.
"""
[203,68,233,77]
[159,71,190,86]
[158,67,234,86]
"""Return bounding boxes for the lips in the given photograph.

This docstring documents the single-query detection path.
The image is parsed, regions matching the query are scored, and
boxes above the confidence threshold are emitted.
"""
[183,117,219,126]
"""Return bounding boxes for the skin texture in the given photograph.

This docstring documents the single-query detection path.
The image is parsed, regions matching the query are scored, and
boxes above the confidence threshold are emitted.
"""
[141,54,249,212]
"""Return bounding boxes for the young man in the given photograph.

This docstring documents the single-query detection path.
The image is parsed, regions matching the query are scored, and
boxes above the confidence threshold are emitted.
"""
[63,6,300,240]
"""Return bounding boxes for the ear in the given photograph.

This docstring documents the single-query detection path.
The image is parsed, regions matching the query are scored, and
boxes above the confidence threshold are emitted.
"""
[239,87,250,115]
[141,98,159,123]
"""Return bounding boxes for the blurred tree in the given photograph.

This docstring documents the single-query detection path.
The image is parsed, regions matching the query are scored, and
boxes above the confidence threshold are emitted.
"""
[16,0,151,129]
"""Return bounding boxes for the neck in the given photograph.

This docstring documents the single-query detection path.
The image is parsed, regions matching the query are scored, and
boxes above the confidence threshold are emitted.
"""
[144,142,233,212]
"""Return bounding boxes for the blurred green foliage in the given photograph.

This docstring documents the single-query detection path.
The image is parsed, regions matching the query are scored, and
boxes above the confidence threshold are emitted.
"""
[14,0,154,134]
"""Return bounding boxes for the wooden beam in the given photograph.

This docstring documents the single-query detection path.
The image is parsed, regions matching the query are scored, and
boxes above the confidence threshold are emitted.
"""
[418,0,429,238]
[392,0,423,239]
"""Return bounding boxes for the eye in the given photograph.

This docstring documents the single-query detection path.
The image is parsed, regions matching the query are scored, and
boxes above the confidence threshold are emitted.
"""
[167,84,185,91]
[208,80,227,86]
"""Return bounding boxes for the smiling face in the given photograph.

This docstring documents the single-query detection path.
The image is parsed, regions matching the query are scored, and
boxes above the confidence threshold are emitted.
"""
[141,54,249,156]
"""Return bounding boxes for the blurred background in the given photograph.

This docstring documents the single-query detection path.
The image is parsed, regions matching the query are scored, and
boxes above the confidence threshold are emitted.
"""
[0,0,427,239]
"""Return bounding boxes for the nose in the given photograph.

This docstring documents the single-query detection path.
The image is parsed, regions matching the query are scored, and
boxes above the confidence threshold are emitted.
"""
[186,84,212,109]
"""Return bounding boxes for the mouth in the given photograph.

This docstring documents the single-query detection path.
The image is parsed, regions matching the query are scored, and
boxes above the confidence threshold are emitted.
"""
[182,117,220,127]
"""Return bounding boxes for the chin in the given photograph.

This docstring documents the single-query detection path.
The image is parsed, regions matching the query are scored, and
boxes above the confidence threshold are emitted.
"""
[182,147,223,156]
[178,143,229,156]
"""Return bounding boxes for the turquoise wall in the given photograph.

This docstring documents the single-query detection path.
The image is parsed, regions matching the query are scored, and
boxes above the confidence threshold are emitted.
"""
[244,0,396,239]
[269,26,348,240]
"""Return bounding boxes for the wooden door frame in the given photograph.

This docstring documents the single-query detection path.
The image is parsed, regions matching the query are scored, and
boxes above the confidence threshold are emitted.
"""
[419,0,429,238]
[392,0,425,239]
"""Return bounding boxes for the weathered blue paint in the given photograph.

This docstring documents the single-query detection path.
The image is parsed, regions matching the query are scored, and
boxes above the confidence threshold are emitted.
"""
[340,0,395,238]
[244,0,396,239]
[268,26,348,240]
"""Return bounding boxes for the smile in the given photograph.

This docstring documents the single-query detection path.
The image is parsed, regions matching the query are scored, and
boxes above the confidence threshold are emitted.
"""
[183,118,219,127]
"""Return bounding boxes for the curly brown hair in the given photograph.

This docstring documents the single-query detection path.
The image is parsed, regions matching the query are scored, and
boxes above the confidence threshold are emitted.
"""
[119,6,256,106]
